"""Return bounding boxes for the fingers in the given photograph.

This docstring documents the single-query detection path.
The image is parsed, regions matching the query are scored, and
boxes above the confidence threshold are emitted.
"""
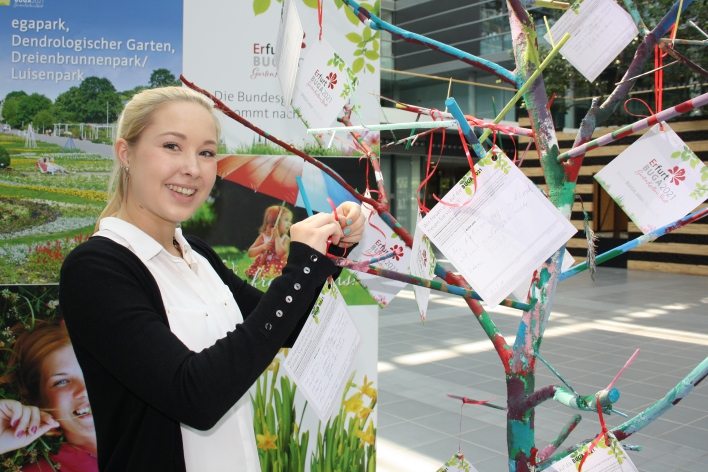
[34,411,60,437]
[335,202,366,248]
[291,212,343,254]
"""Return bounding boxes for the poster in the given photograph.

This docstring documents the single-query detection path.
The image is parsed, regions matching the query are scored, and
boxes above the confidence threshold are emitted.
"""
[183,0,380,151]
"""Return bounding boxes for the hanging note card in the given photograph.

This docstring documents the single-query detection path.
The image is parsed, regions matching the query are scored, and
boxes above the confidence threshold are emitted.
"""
[274,0,304,110]
[594,123,708,234]
[419,151,577,308]
[544,0,638,83]
[410,212,437,321]
[437,451,479,472]
[291,39,357,128]
[283,282,361,421]
[347,203,412,307]
[545,432,638,471]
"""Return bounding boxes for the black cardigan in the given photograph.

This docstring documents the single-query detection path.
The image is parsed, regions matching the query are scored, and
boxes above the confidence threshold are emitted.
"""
[59,235,341,471]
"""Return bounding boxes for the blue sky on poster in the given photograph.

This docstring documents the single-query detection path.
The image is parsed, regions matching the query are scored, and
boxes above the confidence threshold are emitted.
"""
[0,0,182,100]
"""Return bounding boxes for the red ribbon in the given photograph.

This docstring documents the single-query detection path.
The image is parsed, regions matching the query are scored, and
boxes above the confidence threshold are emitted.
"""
[623,97,664,132]
[317,0,323,41]
[577,393,610,472]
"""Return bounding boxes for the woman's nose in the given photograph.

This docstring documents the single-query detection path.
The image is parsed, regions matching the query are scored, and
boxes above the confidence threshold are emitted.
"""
[181,153,201,178]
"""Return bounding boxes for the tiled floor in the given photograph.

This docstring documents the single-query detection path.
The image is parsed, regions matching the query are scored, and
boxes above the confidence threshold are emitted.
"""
[376,266,708,471]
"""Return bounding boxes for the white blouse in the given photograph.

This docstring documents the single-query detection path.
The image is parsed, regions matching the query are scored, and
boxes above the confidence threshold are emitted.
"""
[96,217,261,472]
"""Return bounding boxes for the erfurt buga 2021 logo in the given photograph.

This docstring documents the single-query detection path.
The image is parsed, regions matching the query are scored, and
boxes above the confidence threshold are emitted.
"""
[305,69,335,107]
[634,158,682,203]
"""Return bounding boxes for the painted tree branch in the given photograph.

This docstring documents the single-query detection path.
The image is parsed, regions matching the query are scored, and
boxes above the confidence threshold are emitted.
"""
[338,106,390,209]
[561,206,708,280]
[539,357,708,469]
[658,42,708,78]
[558,91,708,161]
[340,0,519,86]
[536,414,582,463]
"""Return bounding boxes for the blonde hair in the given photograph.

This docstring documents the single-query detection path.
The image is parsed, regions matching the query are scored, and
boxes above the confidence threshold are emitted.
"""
[95,86,222,231]
[259,205,293,234]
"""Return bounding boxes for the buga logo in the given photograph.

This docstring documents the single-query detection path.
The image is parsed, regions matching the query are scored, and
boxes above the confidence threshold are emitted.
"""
[11,0,44,8]
[667,166,685,185]
[325,72,337,89]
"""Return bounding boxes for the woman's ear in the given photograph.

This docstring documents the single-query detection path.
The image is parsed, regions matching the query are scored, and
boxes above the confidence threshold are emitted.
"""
[114,138,130,169]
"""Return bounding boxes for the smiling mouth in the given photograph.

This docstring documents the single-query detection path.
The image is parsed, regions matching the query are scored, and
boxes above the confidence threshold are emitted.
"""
[166,184,196,196]
[73,406,92,417]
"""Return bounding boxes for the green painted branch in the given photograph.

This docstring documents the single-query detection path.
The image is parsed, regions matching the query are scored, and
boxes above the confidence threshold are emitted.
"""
[536,414,582,462]
[435,263,513,374]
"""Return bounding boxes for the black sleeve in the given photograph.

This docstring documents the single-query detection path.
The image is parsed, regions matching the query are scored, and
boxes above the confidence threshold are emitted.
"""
[187,236,347,347]
[60,239,338,431]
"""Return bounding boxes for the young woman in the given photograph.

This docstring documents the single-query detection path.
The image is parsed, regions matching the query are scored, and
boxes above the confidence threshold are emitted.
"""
[0,321,96,471]
[59,86,365,472]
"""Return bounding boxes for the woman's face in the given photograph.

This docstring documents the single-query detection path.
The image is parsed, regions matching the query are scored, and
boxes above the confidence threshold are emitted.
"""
[40,345,95,445]
[119,101,218,232]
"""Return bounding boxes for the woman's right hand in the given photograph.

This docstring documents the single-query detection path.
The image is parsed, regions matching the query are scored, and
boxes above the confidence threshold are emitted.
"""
[0,399,59,455]
[290,212,343,254]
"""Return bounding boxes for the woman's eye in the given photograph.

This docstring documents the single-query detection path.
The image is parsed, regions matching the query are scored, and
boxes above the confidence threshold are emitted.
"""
[164,142,180,151]
[53,379,68,387]
[201,150,216,158]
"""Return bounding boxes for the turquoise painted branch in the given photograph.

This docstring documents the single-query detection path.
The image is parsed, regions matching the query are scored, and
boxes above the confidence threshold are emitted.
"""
[560,207,708,281]
[522,385,619,413]
[558,91,708,161]
[621,0,649,36]
[536,414,582,463]
[340,0,519,86]
[445,97,487,158]
[344,263,533,311]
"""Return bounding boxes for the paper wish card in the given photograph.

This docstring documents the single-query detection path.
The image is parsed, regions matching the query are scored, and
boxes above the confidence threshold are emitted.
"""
[410,212,437,321]
[594,123,708,234]
[545,432,638,472]
[347,204,412,307]
[419,152,577,308]
[274,0,304,110]
[437,452,479,472]
[544,0,638,83]
[283,282,361,421]
[291,39,357,129]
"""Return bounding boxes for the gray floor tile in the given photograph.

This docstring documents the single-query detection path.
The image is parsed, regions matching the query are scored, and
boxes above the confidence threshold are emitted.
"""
[377,267,708,471]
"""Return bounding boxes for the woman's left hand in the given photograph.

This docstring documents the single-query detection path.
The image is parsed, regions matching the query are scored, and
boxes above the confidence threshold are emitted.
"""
[334,202,365,249]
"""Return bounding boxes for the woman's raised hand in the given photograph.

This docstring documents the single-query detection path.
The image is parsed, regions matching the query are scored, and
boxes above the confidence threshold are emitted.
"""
[334,202,365,249]
[0,399,59,455]
[290,212,343,254]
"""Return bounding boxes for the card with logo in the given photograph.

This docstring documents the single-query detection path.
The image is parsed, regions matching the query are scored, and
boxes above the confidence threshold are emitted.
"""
[291,38,357,129]
[347,202,412,307]
[544,432,638,472]
[283,281,361,421]
[594,123,708,234]
[419,151,577,308]
[410,211,437,321]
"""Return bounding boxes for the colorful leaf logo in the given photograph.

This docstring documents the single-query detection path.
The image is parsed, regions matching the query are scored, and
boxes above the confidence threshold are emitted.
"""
[668,166,685,185]
[326,72,338,89]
